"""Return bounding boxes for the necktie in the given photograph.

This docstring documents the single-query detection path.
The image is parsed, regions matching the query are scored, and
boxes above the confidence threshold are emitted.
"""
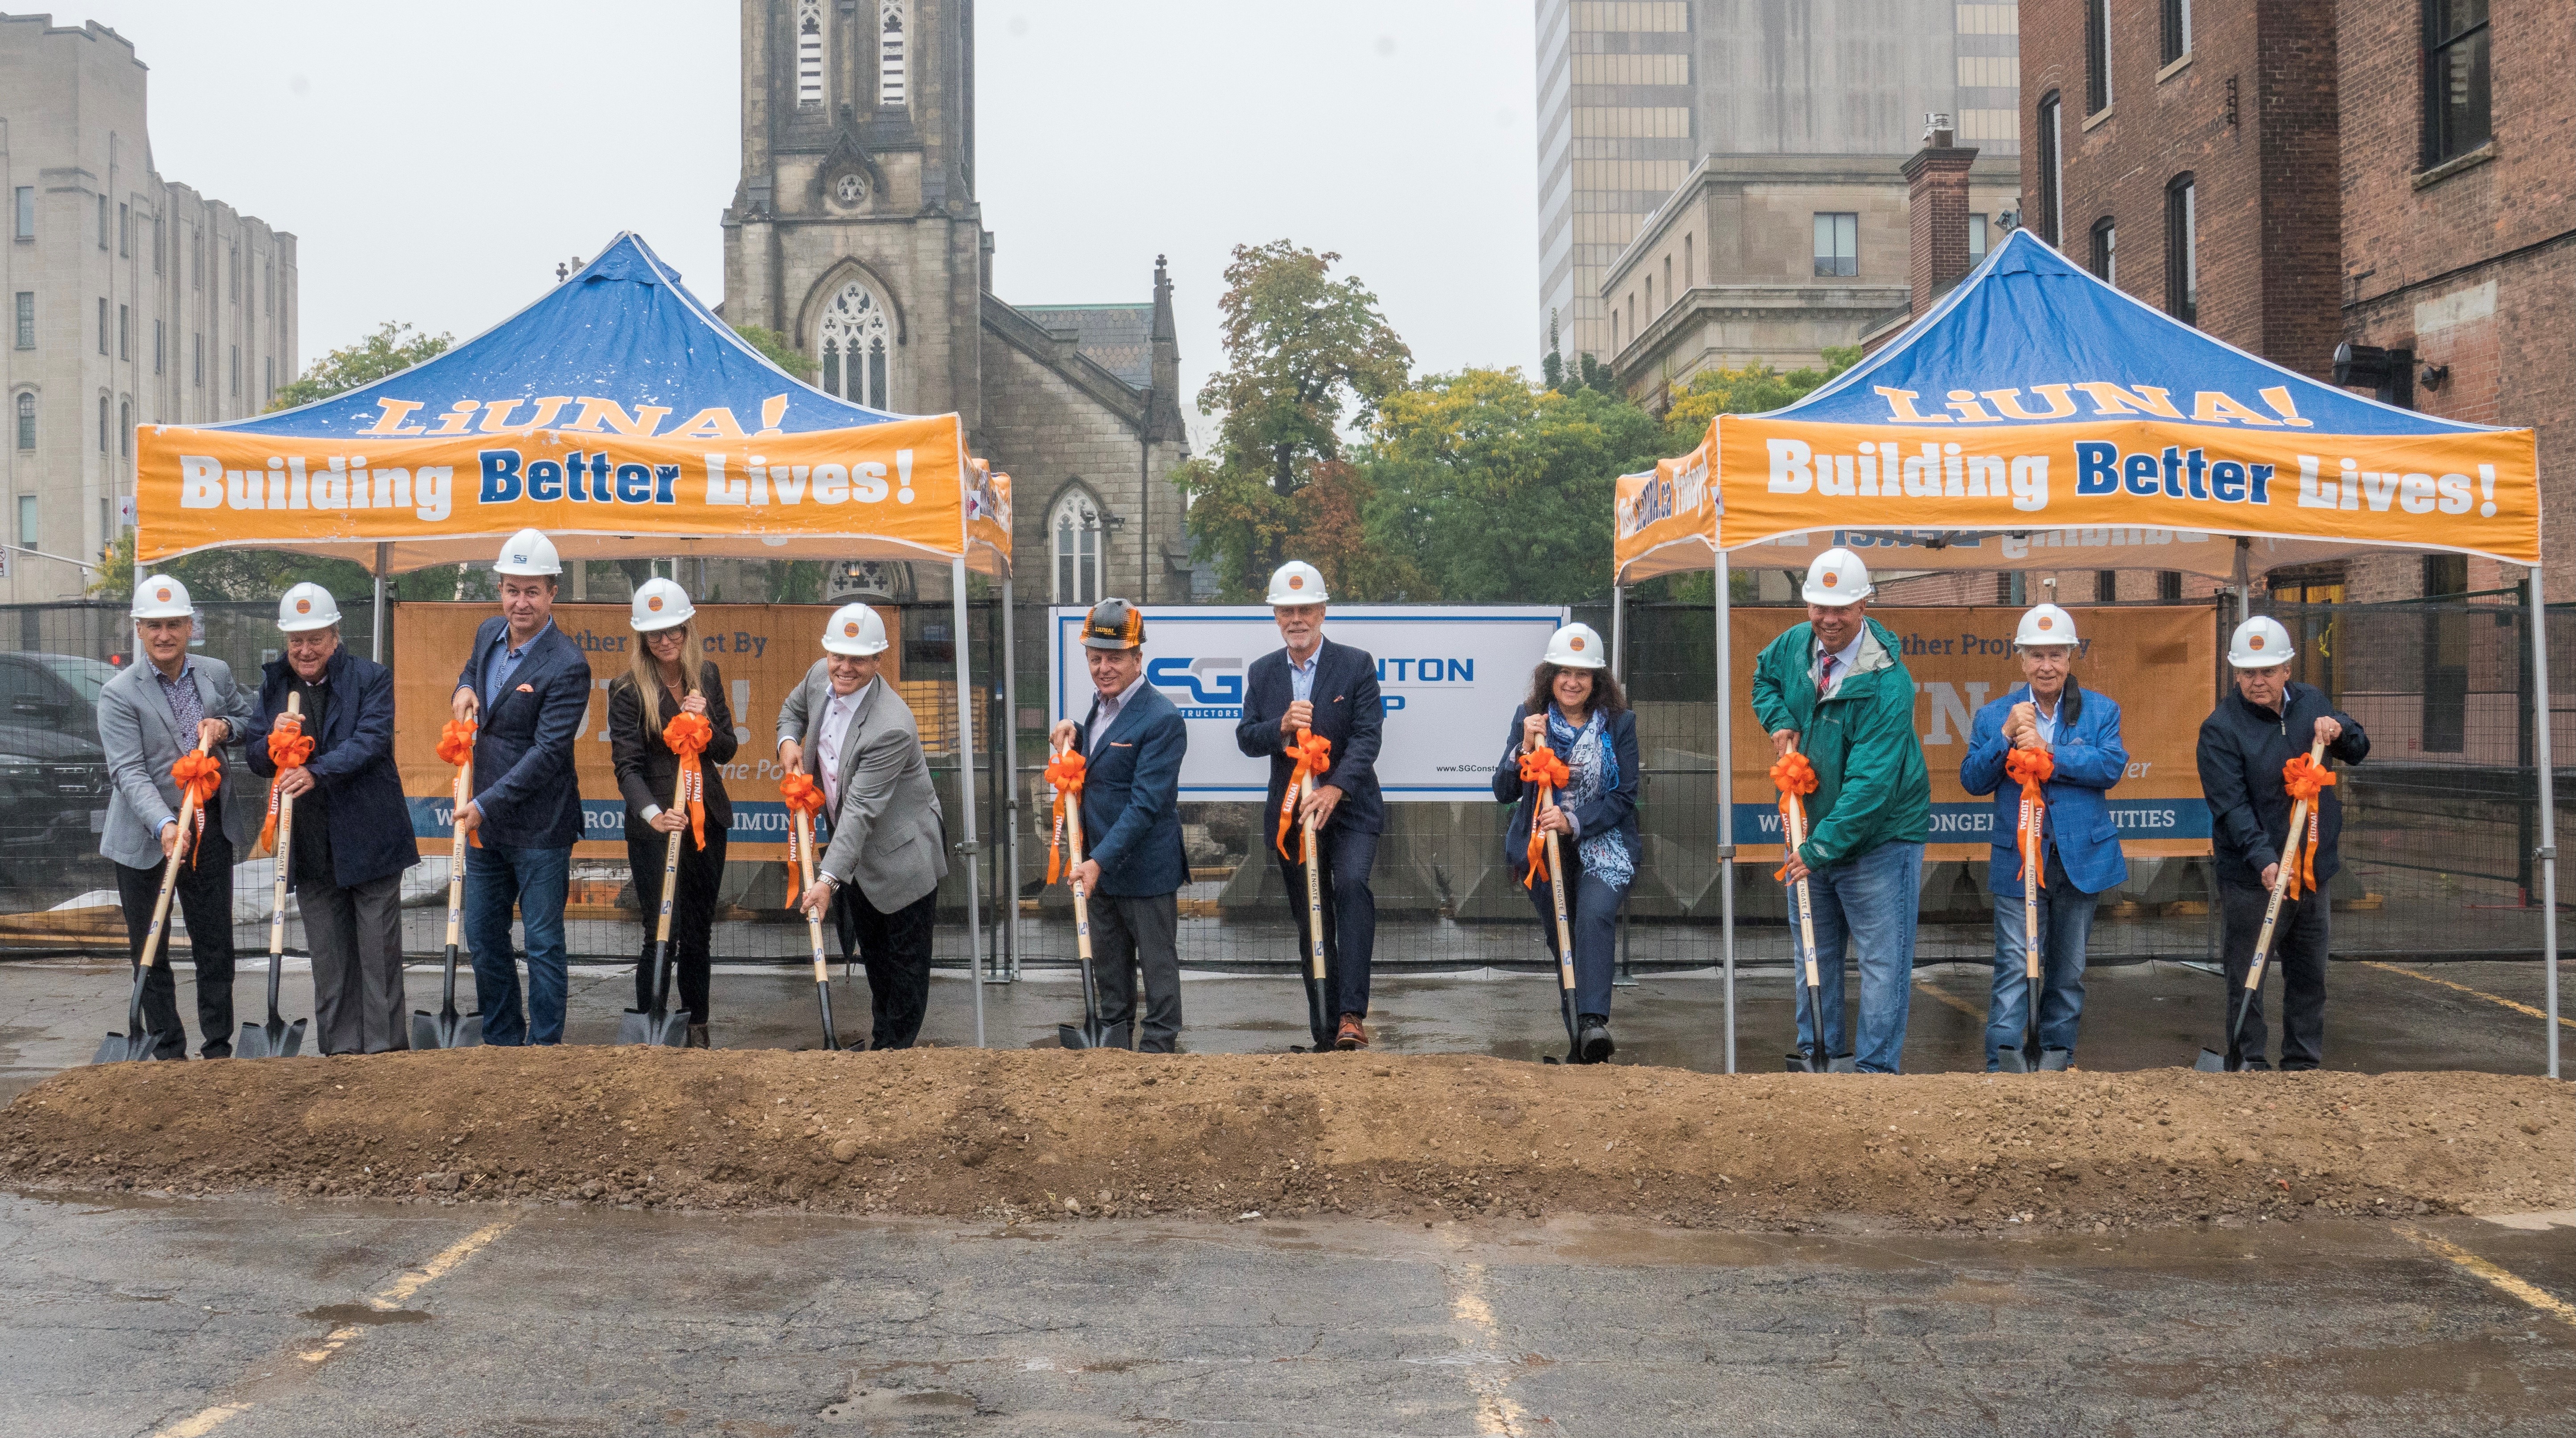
[1816,654,1836,694]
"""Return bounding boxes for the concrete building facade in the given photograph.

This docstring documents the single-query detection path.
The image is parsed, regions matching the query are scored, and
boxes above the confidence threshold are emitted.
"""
[720,0,1188,607]
[0,13,296,600]
[1537,0,2023,371]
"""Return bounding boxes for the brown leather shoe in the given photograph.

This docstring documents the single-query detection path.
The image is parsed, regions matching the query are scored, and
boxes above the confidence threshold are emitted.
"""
[1335,1014,1367,1051]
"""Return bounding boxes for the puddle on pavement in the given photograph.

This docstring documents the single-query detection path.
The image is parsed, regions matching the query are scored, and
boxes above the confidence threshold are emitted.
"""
[818,1385,982,1424]
[301,1303,430,1325]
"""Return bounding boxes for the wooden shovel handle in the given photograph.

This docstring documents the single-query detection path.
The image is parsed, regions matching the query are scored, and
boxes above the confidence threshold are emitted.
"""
[139,735,217,974]
[2242,737,2331,993]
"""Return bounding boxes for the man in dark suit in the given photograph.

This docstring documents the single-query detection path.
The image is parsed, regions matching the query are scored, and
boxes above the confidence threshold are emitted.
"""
[1048,598,1189,1052]
[449,528,590,1045]
[1233,561,1385,1051]
[245,583,420,1054]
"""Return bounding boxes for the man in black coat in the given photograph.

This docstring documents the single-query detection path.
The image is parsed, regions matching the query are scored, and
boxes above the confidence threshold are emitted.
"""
[2196,615,2370,1071]
[1233,561,1385,1051]
[244,583,420,1054]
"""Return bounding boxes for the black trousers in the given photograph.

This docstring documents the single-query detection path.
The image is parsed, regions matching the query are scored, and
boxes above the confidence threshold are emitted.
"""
[2218,880,2330,1070]
[1276,824,1379,1046]
[627,824,726,1021]
[114,812,237,1060]
[837,881,936,1050]
[1089,890,1183,1053]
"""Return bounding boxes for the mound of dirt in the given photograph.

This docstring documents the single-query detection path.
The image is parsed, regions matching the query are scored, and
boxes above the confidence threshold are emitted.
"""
[4,1048,2568,1230]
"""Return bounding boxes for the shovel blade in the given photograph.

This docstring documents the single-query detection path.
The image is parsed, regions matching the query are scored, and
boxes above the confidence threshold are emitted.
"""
[2038,1048,2074,1073]
[236,1018,308,1061]
[1785,1051,1858,1074]
[617,1008,687,1047]
[1996,1048,2032,1074]
[92,1030,153,1065]
[1057,1022,1094,1050]
[411,1009,483,1050]
[2194,1047,2229,1073]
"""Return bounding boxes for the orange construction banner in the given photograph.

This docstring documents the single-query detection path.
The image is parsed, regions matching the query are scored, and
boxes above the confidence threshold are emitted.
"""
[1613,430,1715,582]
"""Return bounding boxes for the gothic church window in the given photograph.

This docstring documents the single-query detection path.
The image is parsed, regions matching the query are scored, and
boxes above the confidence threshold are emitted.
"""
[879,0,907,108]
[798,0,826,107]
[816,281,892,409]
[1051,488,1104,606]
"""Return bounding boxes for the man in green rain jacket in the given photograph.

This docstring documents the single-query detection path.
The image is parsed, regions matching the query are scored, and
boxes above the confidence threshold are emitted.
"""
[1751,546,1932,1072]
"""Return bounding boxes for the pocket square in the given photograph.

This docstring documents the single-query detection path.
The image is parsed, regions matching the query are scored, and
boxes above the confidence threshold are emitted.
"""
[515,683,535,693]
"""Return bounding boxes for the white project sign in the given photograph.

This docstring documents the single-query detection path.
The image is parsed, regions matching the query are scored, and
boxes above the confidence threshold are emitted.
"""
[1048,605,1568,799]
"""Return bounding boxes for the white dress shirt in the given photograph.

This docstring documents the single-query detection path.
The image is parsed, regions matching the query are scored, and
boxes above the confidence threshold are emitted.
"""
[816,677,875,813]
[1087,670,1145,757]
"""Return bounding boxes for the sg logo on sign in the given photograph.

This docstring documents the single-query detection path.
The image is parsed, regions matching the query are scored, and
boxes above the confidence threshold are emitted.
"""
[1148,656,1244,717]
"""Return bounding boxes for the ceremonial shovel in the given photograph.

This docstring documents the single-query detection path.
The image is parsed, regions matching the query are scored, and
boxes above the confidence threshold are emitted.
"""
[1997,743,2069,1074]
[1539,815,1582,1065]
[411,748,483,1049]
[2198,737,2330,1073]
[1779,756,1856,1075]
[236,692,309,1060]
[1296,729,1333,1051]
[95,735,217,1064]
[791,800,840,1051]
[1053,746,1111,1051]
[618,759,693,1047]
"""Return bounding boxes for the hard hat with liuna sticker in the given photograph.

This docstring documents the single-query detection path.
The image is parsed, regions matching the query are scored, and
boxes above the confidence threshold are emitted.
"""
[2013,603,2077,648]
[629,577,695,634]
[276,582,343,633]
[1265,560,1329,606]
[1081,598,1147,650]
[1543,623,1607,670]
[131,574,194,621]
[2228,615,2296,669]
[822,602,889,656]
[1801,548,1873,606]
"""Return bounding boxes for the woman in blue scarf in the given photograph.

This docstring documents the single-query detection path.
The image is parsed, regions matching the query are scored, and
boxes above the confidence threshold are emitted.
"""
[1493,623,1641,1063]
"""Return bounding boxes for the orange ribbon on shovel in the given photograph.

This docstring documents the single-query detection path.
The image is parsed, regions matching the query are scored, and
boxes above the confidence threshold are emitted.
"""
[170,750,224,869]
[1044,749,1088,884]
[438,718,481,848]
[2005,746,2056,888]
[778,771,827,907]
[1769,750,1818,880]
[1277,732,1334,863]
[258,715,313,857]
[662,710,713,850]
[2280,752,2337,899]
[1519,745,1571,889]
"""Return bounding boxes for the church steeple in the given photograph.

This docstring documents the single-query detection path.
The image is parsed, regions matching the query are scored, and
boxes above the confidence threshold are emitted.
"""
[1146,255,1183,442]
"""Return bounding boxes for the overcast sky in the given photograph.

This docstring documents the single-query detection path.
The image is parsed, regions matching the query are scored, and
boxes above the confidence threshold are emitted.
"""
[72,0,1538,434]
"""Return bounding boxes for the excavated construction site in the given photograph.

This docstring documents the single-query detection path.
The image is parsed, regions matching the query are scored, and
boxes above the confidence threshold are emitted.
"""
[5,1047,2570,1230]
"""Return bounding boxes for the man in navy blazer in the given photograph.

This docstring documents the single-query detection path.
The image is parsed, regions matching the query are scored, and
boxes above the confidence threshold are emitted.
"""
[448,529,590,1045]
[1049,598,1189,1051]
[1233,561,1385,1051]
[1959,603,2128,1071]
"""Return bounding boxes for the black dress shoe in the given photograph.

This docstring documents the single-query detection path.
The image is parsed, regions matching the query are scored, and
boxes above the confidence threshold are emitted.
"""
[1577,1016,1614,1065]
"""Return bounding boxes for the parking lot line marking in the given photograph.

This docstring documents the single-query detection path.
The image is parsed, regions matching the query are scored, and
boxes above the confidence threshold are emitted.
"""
[1914,979,1984,1020]
[2363,962,2576,1030]
[2402,1228,2576,1325]
[152,1404,250,1438]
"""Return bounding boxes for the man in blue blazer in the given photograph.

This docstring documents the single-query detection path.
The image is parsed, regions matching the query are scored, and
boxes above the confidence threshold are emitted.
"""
[1960,603,2128,1071]
[1048,598,1189,1051]
[448,529,590,1045]
[245,583,420,1053]
[1233,561,1385,1051]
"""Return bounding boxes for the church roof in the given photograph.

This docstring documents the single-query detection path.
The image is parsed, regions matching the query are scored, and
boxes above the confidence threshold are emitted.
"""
[216,233,921,438]
[1013,303,1153,389]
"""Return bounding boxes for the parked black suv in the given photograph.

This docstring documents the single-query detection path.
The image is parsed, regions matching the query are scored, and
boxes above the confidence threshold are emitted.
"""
[0,652,115,855]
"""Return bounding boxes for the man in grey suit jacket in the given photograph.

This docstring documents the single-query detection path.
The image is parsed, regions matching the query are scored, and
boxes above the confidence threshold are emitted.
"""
[790,602,948,1049]
[98,575,258,1059]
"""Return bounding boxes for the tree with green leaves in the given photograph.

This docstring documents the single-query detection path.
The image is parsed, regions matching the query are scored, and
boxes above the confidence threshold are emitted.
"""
[1175,241,1413,598]
[732,324,818,382]
[1659,346,1861,448]
[268,320,453,414]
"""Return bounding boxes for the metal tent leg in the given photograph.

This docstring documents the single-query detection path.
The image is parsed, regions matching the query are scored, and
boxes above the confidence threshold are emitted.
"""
[372,543,389,660]
[1716,552,1736,1075]
[999,572,1023,983]
[951,557,987,1049]
[2531,571,2560,1081]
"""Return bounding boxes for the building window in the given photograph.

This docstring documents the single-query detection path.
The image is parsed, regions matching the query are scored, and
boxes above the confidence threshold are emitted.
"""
[119,400,130,457]
[153,320,164,374]
[2161,0,2191,65]
[2036,93,2064,246]
[1968,213,1990,262]
[230,344,240,397]
[96,194,108,249]
[192,333,203,387]
[97,394,108,453]
[152,216,163,274]
[12,293,29,350]
[1812,212,1858,277]
[1660,254,1671,308]
[118,202,129,257]
[815,280,893,409]
[118,304,128,361]
[880,0,909,107]
[2157,571,2182,602]
[14,394,32,451]
[1683,233,1694,287]
[2164,174,2197,324]
[2424,0,2492,165]
[2085,0,2112,114]
[2096,570,2118,603]
[16,495,33,543]
[97,298,108,355]
[2089,217,2117,283]
[12,186,30,240]
[796,0,825,107]
[1610,309,1618,350]
[1050,487,1104,606]
[1644,274,1653,315]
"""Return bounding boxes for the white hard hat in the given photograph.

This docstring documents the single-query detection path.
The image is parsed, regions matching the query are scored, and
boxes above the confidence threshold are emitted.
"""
[1543,622,1607,669]
[822,601,890,657]
[629,577,695,633]
[492,527,562,577]
[2013,603,2076,648]
[1266,560,1329,606]
[2229,615,2296,669]
[1802,547,1874,606]
[277,582,342,634]
[131,574,194,621]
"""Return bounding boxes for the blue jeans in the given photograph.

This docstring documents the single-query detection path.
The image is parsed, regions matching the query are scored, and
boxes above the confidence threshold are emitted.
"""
[1790,839,1923,1073]
[463,841,570,1046]
[1985,848,2100,1069]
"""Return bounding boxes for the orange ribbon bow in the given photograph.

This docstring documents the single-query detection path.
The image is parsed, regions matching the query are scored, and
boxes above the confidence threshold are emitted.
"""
[1044,749,1088,884]
[1519,745,1572,889]
[437,718,480,847]
[778,770,827,907]
[1277,732,1336,863]
[2280,753,2337,899]
[1769,750,1818,881]
[2004,746,2056,889]
[170,750,224,869]
[258,715,314,857]
[662,710,714,850]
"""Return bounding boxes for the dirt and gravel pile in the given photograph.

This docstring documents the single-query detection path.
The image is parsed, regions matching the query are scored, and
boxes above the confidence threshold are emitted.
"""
[4,1048,2569,1230]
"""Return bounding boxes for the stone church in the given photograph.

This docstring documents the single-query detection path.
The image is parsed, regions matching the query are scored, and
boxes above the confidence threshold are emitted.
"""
[719,0,1191,607]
